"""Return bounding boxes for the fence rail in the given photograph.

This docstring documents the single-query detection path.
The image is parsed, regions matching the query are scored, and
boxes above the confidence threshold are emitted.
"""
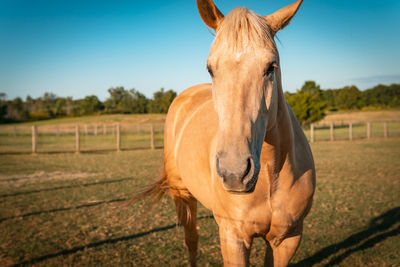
[0,121,399,154]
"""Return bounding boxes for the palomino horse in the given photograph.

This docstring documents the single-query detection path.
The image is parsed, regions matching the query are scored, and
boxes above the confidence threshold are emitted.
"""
[141,0,315,266]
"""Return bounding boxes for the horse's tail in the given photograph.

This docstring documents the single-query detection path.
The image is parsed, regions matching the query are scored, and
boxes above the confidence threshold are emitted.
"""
[126,160,196,225]
[125,166,169,209]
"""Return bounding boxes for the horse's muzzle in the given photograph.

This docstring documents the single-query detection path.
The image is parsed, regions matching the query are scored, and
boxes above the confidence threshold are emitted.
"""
[216,155,257,193]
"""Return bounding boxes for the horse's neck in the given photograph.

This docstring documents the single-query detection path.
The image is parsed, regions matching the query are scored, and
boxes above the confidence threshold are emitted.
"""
[262,85,294,176]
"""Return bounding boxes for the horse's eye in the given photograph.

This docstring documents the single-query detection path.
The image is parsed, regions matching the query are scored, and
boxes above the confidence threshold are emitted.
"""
[265,63,276,77]
[207,65,214,78]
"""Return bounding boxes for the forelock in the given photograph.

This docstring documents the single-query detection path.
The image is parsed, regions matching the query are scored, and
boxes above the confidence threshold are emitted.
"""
[212,7,276,53]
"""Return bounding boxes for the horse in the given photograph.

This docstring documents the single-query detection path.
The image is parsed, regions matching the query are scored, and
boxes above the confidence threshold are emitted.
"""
[138,0,315,266]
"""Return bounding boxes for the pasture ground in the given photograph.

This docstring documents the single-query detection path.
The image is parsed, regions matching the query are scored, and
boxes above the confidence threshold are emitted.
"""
[0,139,399,266]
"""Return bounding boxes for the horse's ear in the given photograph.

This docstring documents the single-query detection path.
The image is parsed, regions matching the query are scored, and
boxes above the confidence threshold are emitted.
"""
[197,0,224,30]
[264,0,303,34]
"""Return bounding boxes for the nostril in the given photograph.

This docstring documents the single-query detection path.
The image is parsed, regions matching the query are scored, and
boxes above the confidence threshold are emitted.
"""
[216,156,223,177]
[242,158,252,180]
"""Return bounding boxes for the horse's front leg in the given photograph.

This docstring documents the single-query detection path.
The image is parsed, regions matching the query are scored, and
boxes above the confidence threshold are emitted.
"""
[264,222,303,267]
[218,225,252,266]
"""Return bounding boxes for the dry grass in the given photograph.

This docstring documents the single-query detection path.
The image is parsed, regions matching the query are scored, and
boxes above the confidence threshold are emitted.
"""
[321,110,400,124]
[4,114,167,127]
[0,138,399,266]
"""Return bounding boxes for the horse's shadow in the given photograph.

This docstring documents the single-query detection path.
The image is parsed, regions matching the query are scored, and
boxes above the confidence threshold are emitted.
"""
[290,206,400,266]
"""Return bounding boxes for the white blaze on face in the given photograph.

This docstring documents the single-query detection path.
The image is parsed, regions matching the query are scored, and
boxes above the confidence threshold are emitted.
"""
[235,52,243,62]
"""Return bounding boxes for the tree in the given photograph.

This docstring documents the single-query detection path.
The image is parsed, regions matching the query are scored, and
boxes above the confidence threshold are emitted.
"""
[104,87,149,114]
[54,98,67,116]
[335,85,362,110]
[362,84,400,107]
[6,97,30,122]
[300,80,320,94]
[79,95,103,115]
[321,89,336,110]
[104,87,129,113]
[0,93,8,123]
[147,88,177,113]
[42,92,57,117]
[129,89,148,113]
[285,81,327,126]
[65,97,74,116]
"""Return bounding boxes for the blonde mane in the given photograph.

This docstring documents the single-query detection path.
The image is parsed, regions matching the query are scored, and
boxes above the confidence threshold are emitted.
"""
[213,7,276,52]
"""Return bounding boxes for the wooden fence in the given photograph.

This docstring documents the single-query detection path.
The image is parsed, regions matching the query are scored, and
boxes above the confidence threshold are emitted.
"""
[0,123,164,154]
[308,121,400,143]
[0,121,399,154]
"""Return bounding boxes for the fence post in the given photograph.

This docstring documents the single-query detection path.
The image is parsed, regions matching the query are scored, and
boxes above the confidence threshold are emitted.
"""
[94,125,98,136]
[103,124,106,135]
[85,124,88,136]
[384,122,388,138]
[310,123,314,143]
[150,124,155,150]
[75,125,80,153]
[13,126,17,137]
[367,122,371,139]
[349,122,353,141]
[330,122,334,141]
[116,124,121,151]
[32,125,37,154]
[56,126,60,137]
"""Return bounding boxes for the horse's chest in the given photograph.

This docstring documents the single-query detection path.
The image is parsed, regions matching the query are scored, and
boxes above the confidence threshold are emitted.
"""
[213,195,273,237]
[241,211,272,237]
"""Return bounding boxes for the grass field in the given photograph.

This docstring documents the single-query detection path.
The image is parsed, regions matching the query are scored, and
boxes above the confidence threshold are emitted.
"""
[0,138,399,266]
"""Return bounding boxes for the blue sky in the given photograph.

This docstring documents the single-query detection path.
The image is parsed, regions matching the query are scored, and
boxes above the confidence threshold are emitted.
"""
[0,0,399,100]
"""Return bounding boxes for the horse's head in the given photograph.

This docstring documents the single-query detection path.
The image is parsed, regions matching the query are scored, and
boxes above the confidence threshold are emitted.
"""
[197,0,303,193]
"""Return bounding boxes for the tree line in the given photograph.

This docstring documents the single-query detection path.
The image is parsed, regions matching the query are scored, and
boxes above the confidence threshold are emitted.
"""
[0,87,176,123]
[285,82,400,125]
[0,82,399,124]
